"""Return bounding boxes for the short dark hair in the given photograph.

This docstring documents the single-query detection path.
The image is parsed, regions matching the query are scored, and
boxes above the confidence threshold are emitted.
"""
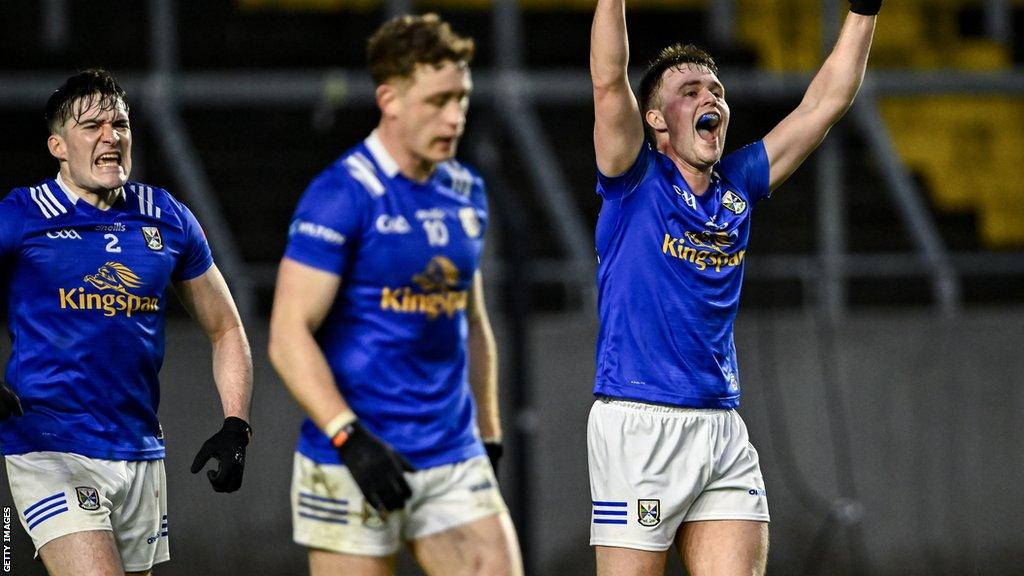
[45,68,128,134]
[367,13,475,85]
[638,44,719,140]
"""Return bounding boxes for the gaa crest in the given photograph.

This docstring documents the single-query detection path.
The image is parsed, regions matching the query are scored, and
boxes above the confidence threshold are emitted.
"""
[638,499,660,527]
[76,486,100,511]
[142,226,163,251]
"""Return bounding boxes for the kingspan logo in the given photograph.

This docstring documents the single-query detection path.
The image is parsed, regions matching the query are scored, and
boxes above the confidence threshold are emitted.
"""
[379,256,468,320]
[59,262,161,317]
[662,230,746,272]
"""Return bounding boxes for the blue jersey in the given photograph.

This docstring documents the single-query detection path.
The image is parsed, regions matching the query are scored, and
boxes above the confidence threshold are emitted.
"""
[0,177,213,460]
[285,132,489,470]
[593,142,770,408]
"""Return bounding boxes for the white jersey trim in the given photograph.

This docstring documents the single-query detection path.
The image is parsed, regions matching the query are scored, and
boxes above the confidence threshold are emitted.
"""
[54,173,125,207]
[129,184,163,219]
[440,162,474,197]
[364,130,400,178]
[343,153,385,197]
[29,187,59,218]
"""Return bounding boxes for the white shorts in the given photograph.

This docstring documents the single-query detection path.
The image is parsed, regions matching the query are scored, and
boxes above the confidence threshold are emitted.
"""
[291,452,508,556]
[5,451,169,572]
[588,398,769,551]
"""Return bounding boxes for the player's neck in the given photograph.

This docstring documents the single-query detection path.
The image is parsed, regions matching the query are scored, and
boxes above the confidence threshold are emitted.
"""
[375,124,436,183]
[57,170,121,210]
[661,148,713,195]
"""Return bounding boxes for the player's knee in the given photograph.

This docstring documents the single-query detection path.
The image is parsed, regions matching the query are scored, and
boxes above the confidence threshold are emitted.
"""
[473,545,522,576]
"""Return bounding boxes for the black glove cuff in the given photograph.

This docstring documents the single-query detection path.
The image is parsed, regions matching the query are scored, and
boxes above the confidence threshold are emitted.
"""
[484,441,503,460]
[849,0,882,16]
[223,417,252,444]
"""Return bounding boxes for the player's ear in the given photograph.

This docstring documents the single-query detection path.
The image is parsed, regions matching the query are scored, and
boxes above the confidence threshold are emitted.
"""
[376,83,401,119]
[645,109,667,134]
[47,133,66,161]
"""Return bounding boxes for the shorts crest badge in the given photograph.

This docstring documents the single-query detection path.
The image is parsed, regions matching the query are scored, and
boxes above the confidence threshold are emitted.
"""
[142,226,163,251]
[76,486,100,511]
[638,499,661,527]
[722,190,747,215]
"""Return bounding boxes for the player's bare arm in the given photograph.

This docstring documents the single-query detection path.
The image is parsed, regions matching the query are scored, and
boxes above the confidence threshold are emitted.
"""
[592,0,645,176]
[763,4,878,192]
[268,257,352,429]
[467,270,500,440]
[174,264,253,421]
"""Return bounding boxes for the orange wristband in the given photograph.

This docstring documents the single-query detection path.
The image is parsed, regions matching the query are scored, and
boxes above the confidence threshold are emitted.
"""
[331,428,351,448]
[323,410,357,446]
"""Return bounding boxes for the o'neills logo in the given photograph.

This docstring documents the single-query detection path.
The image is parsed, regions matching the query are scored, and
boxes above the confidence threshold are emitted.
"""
[59,262,161,317]
[662,231,746,273]
[380,256,468,320]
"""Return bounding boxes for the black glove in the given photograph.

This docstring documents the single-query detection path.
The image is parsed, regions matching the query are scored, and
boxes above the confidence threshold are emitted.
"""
[484,441,503,475]
[0,382,23,421]
[335,421,413,514]
[849,0,882,16]
[190,417,251,493]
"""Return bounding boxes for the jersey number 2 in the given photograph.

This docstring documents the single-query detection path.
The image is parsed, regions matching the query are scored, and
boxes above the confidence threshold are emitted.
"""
[104,234,122,253]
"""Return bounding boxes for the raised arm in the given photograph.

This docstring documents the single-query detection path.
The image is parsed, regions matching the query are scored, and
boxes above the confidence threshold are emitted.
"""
[592,0,645,176]
[763,3,879,192]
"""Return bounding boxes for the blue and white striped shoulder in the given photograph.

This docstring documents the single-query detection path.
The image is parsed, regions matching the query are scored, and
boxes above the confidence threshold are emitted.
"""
[437,160,478,198]
[126,183,165,219]
[342,151,386,198]
[26,183,69,219]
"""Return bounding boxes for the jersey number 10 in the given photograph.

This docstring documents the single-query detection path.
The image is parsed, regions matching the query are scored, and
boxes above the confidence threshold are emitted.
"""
[422,220,449,247]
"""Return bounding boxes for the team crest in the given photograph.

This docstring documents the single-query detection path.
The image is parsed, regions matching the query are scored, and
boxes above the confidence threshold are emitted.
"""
[722,190,747,215]
[638,499,661,527]
[76,486,100,511]
[458,207,481,239]
[142,226,163,251]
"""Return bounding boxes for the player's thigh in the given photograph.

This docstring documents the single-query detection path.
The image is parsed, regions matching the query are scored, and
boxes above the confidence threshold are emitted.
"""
[7,452,119,555]
[410,512,522,576]
[594,546,668,576]
[675,520,768,576]
[38,529,124,576]
[110,459,169,573]
[309,548,396,576]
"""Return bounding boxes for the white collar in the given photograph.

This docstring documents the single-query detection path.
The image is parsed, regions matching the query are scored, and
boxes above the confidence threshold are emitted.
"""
[55,173,125,204]
[364,129,400,178]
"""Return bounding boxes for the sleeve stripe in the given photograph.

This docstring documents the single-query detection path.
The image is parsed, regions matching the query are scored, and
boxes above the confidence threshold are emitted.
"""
[40,184,67,215]
[441,163,473,196]
[134,185,163,219]
[29,187,56,218]
[344,154,385,197]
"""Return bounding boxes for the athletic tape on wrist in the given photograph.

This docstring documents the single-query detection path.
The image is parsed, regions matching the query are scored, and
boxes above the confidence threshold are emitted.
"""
[323,410,357,442]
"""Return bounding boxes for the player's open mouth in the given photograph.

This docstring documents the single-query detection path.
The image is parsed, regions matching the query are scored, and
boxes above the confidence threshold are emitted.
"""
[95,152,122,168]
[695,112,721,142]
